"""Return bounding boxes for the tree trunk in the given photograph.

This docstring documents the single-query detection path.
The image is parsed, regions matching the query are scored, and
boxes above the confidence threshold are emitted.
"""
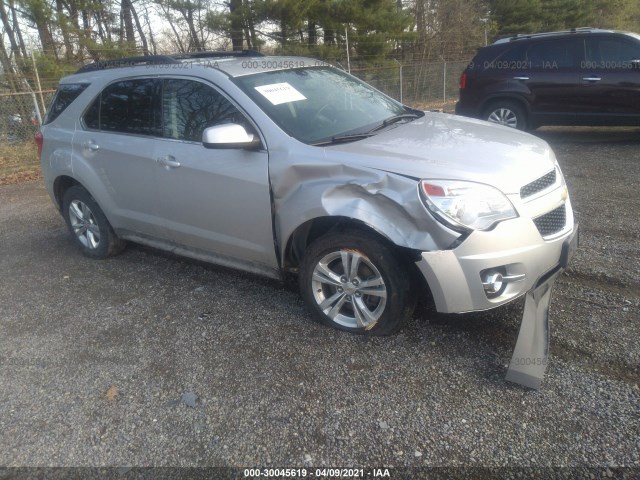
[143,4,158,54]
[158,3,186,53]
[181,7,203,51]
[8,0,27,59]
[229,0,244,51]
[324,28,334,45]
[0,33,18,91]
[308,21,316,46]
[280,17,288,46]
[243,24,252,48]
[56,0,75,61]
[0,0,22,62]
[130,1,150,55]
[18,0,58,60]
[81,9,100,61]
[121,0,136,46]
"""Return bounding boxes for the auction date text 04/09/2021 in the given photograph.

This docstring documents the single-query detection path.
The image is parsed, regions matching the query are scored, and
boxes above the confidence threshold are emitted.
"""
[244,468,392,478]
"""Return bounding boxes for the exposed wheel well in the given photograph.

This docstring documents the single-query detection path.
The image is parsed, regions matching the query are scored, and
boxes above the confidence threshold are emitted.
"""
[284,216,434,316]
[287,217,425,272]
[53,176,82,211]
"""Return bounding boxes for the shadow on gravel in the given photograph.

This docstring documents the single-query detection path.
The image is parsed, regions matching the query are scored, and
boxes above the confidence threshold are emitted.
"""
[535,126,640,145]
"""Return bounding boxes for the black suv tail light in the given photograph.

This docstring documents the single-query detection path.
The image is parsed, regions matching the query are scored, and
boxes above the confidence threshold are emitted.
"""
[459,72,467,90]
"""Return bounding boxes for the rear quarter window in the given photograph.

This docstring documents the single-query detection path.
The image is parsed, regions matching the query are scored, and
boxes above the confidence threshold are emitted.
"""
[82,78,162,136]
[44,83,89,125]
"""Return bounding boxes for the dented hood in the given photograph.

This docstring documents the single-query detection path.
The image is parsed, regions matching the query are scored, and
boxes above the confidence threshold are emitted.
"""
[324,112,557,195]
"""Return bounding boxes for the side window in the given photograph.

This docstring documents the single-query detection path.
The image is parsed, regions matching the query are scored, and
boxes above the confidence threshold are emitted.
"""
[162,79,247,142]
[526,40,577,69]
[585,37,640,65]
[84,78,161,135]
[497,44,528,63]
[83,96,100,129]
[44,83,89,125]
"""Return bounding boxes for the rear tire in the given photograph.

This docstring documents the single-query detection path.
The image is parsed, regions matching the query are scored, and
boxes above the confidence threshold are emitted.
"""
[483,100,528,130]
[299,230,415,336]
[62,185,125,259]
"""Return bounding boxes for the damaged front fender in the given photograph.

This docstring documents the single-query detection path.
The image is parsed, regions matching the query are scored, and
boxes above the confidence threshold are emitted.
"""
[272,157,460,263]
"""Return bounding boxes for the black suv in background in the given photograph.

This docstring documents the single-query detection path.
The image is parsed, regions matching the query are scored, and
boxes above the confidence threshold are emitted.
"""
[455,28,640,130]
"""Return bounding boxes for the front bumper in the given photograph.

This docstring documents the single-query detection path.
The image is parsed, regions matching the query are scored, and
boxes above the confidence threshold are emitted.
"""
[415,206,578,389]
[505,224,578,389]
[415,201,575,314]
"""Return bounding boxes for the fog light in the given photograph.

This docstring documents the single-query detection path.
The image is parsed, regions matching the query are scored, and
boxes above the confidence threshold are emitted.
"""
[482,271,504,294]
[481,269,526,298]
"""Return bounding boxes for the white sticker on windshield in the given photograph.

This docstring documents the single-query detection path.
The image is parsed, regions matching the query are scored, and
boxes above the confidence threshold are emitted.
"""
[254,83,307,105]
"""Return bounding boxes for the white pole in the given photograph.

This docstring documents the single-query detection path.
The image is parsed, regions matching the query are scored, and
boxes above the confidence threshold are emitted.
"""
[30,91,43,125]
[394,59,403,103]
[443,61,447,104]
[31,53,46,116]
[345,26,351,73]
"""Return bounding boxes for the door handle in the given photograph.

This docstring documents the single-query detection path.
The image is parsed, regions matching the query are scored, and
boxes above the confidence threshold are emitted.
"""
[82,141,99,152]
[582,76,601,82]
[157,155,181,169]
[513,76,529,81]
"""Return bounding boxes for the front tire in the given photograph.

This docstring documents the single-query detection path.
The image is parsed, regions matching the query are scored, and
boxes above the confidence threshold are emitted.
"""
[483,100,528,130]
[299,230,415,336]
[62,185,125,258]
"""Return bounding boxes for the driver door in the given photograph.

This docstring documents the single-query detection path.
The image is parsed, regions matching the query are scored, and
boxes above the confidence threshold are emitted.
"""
[153,78,278,270]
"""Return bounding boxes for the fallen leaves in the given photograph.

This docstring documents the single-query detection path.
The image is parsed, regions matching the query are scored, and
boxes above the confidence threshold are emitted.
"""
[105,385,119,402]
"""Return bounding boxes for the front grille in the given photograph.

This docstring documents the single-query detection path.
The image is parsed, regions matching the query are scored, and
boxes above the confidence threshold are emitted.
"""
[533,204,566,237]
[521,169,557,198]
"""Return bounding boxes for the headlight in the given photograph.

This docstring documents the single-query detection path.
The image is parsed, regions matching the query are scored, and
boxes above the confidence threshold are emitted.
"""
[419,180,517,231]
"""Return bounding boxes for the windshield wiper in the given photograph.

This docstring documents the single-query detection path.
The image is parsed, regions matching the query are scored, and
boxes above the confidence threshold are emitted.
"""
[311,110,423,146]
[369,112,422,133]
[311,132,376,146]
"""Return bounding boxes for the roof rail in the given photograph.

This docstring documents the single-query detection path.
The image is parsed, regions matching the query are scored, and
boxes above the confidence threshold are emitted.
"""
[76,55,180,73]
[494,27,603,44]
[75,50,265,73]
[173,50,265,60]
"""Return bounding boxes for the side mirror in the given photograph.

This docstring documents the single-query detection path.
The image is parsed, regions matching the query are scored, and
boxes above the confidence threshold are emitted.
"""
[202,124,261,150]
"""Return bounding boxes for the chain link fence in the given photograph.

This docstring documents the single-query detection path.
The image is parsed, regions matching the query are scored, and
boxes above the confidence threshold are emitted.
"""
[0,60,466,148]
[350,60,468,108]
[0,90,54,145]
[0,59,466,185]
[0,90,53,184]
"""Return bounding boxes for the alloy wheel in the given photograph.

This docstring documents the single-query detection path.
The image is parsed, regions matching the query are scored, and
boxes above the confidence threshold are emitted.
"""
[488,108,518,128]
[311,249,387,330]
[68,200,101,249]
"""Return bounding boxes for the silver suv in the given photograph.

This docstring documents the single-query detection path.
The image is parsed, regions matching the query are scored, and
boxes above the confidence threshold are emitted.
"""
[38,52,578,388]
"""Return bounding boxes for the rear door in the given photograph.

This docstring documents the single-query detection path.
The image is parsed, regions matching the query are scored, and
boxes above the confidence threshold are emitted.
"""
[73,78,165,238]
[577,34,640,124]
[520,38,582,124]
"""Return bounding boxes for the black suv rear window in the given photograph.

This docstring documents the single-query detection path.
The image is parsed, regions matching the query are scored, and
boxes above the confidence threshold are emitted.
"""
[496,40,577,68]
[44,83,89,125]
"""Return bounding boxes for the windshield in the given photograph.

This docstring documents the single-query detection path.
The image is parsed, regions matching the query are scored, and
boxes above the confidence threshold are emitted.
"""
[234,67,413,145]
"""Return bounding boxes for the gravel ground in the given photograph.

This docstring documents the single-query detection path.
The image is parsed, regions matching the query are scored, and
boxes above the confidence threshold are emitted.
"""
[0,127,638,478]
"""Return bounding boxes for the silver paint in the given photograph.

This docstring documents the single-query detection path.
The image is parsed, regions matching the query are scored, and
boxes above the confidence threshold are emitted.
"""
[40,57,578,389]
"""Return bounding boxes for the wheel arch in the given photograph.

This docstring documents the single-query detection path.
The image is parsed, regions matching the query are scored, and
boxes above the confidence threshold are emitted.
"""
[283,216,426,283]
[53,175,82,211]
[480,94,532,118]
